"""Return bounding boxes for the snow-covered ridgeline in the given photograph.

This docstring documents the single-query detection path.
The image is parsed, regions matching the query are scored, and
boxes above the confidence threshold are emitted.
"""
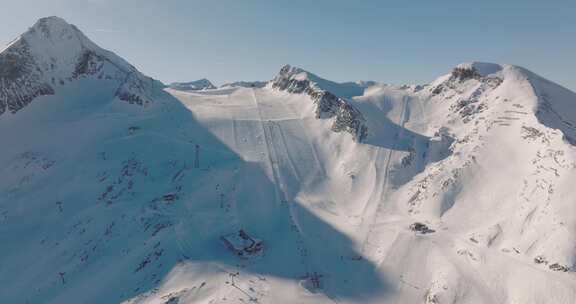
[0,16,160,116]
[2,16,576,304]
[271,64,368,142]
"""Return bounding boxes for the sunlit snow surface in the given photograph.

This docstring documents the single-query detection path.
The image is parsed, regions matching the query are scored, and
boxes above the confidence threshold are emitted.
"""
[1,17,576,304]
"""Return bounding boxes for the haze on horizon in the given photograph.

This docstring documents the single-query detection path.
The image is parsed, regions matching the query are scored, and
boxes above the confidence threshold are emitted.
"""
[1,0,575,90]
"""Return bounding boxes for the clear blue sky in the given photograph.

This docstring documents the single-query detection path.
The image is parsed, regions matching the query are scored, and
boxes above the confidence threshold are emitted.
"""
[1,0,575,90]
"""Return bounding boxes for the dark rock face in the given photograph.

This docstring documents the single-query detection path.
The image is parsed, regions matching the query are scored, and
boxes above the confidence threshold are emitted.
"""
[549,263,570,272]
[409,222,435,234]
[0,40,54,115]
[0,17,158,117]
[431,66,503,124]
[115,73,156,106]
[432,66,503,98]
[73,50,105,77]
[533,255,571,272]
[271,65,368,142]
[451,67,481,82]
[534,255,548,264]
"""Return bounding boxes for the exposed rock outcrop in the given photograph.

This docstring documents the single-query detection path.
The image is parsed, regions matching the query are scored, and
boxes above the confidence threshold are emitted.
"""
[271,65,368,142]
[432,64,503,96]
[0,16,158,116]
[430,64,503,124]
[0,39,54,115]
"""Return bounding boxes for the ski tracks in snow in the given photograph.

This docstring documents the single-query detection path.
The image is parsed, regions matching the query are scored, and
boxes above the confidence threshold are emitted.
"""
[360,95,409,255]
[273,96,328,180]
[250,89,312,273]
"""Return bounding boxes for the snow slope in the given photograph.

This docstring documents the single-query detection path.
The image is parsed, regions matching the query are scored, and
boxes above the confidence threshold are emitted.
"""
[1,17,575,304]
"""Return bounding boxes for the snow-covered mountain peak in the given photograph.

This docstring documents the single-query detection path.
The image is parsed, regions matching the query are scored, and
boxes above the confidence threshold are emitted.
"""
[433,61,549,90]
[271,64,368,142]
[273,64,364,99]
[427,62,576,137]
[277,64,302,76]
[3,17,576,304]
[26,16,83,42]
[0,16,160,115]
[20,16,136,76]
[21,16,95,67]
[455,62,503,77]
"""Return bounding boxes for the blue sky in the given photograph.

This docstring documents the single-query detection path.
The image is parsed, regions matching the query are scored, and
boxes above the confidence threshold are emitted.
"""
[1,0,575,90]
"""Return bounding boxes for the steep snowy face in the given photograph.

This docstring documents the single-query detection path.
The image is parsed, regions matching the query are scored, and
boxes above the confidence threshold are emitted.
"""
[399,62,576,274]
[271,64,365,99]
[169,79,216,91]
[169,62,576,304]
[271,64,368,142]
[522,66,576,145]
[326,63,576,303]
[0,16,159,115]
[1,18,389,304]
[0,17,265,304]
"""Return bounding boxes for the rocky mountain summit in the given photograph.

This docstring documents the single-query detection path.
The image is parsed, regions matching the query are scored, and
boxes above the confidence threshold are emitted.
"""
[271,64,368,142]
[0,16,159,116]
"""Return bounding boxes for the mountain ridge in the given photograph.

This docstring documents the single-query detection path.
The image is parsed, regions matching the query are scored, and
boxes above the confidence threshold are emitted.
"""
[1,16,576,304]
[0,16,162,116]
[169,79,216,91]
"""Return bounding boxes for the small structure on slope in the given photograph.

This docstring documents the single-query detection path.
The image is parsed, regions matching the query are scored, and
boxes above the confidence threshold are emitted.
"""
[220,229,263,258]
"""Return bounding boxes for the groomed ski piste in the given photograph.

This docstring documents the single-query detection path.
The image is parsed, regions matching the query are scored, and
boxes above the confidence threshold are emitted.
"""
[1,17,575,304]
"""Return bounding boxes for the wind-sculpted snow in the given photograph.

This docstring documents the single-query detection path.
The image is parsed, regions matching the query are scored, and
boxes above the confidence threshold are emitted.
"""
[271,65,368,142]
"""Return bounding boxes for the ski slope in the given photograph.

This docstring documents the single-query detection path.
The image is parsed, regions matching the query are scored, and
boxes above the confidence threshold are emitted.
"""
[0,17,575,304]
